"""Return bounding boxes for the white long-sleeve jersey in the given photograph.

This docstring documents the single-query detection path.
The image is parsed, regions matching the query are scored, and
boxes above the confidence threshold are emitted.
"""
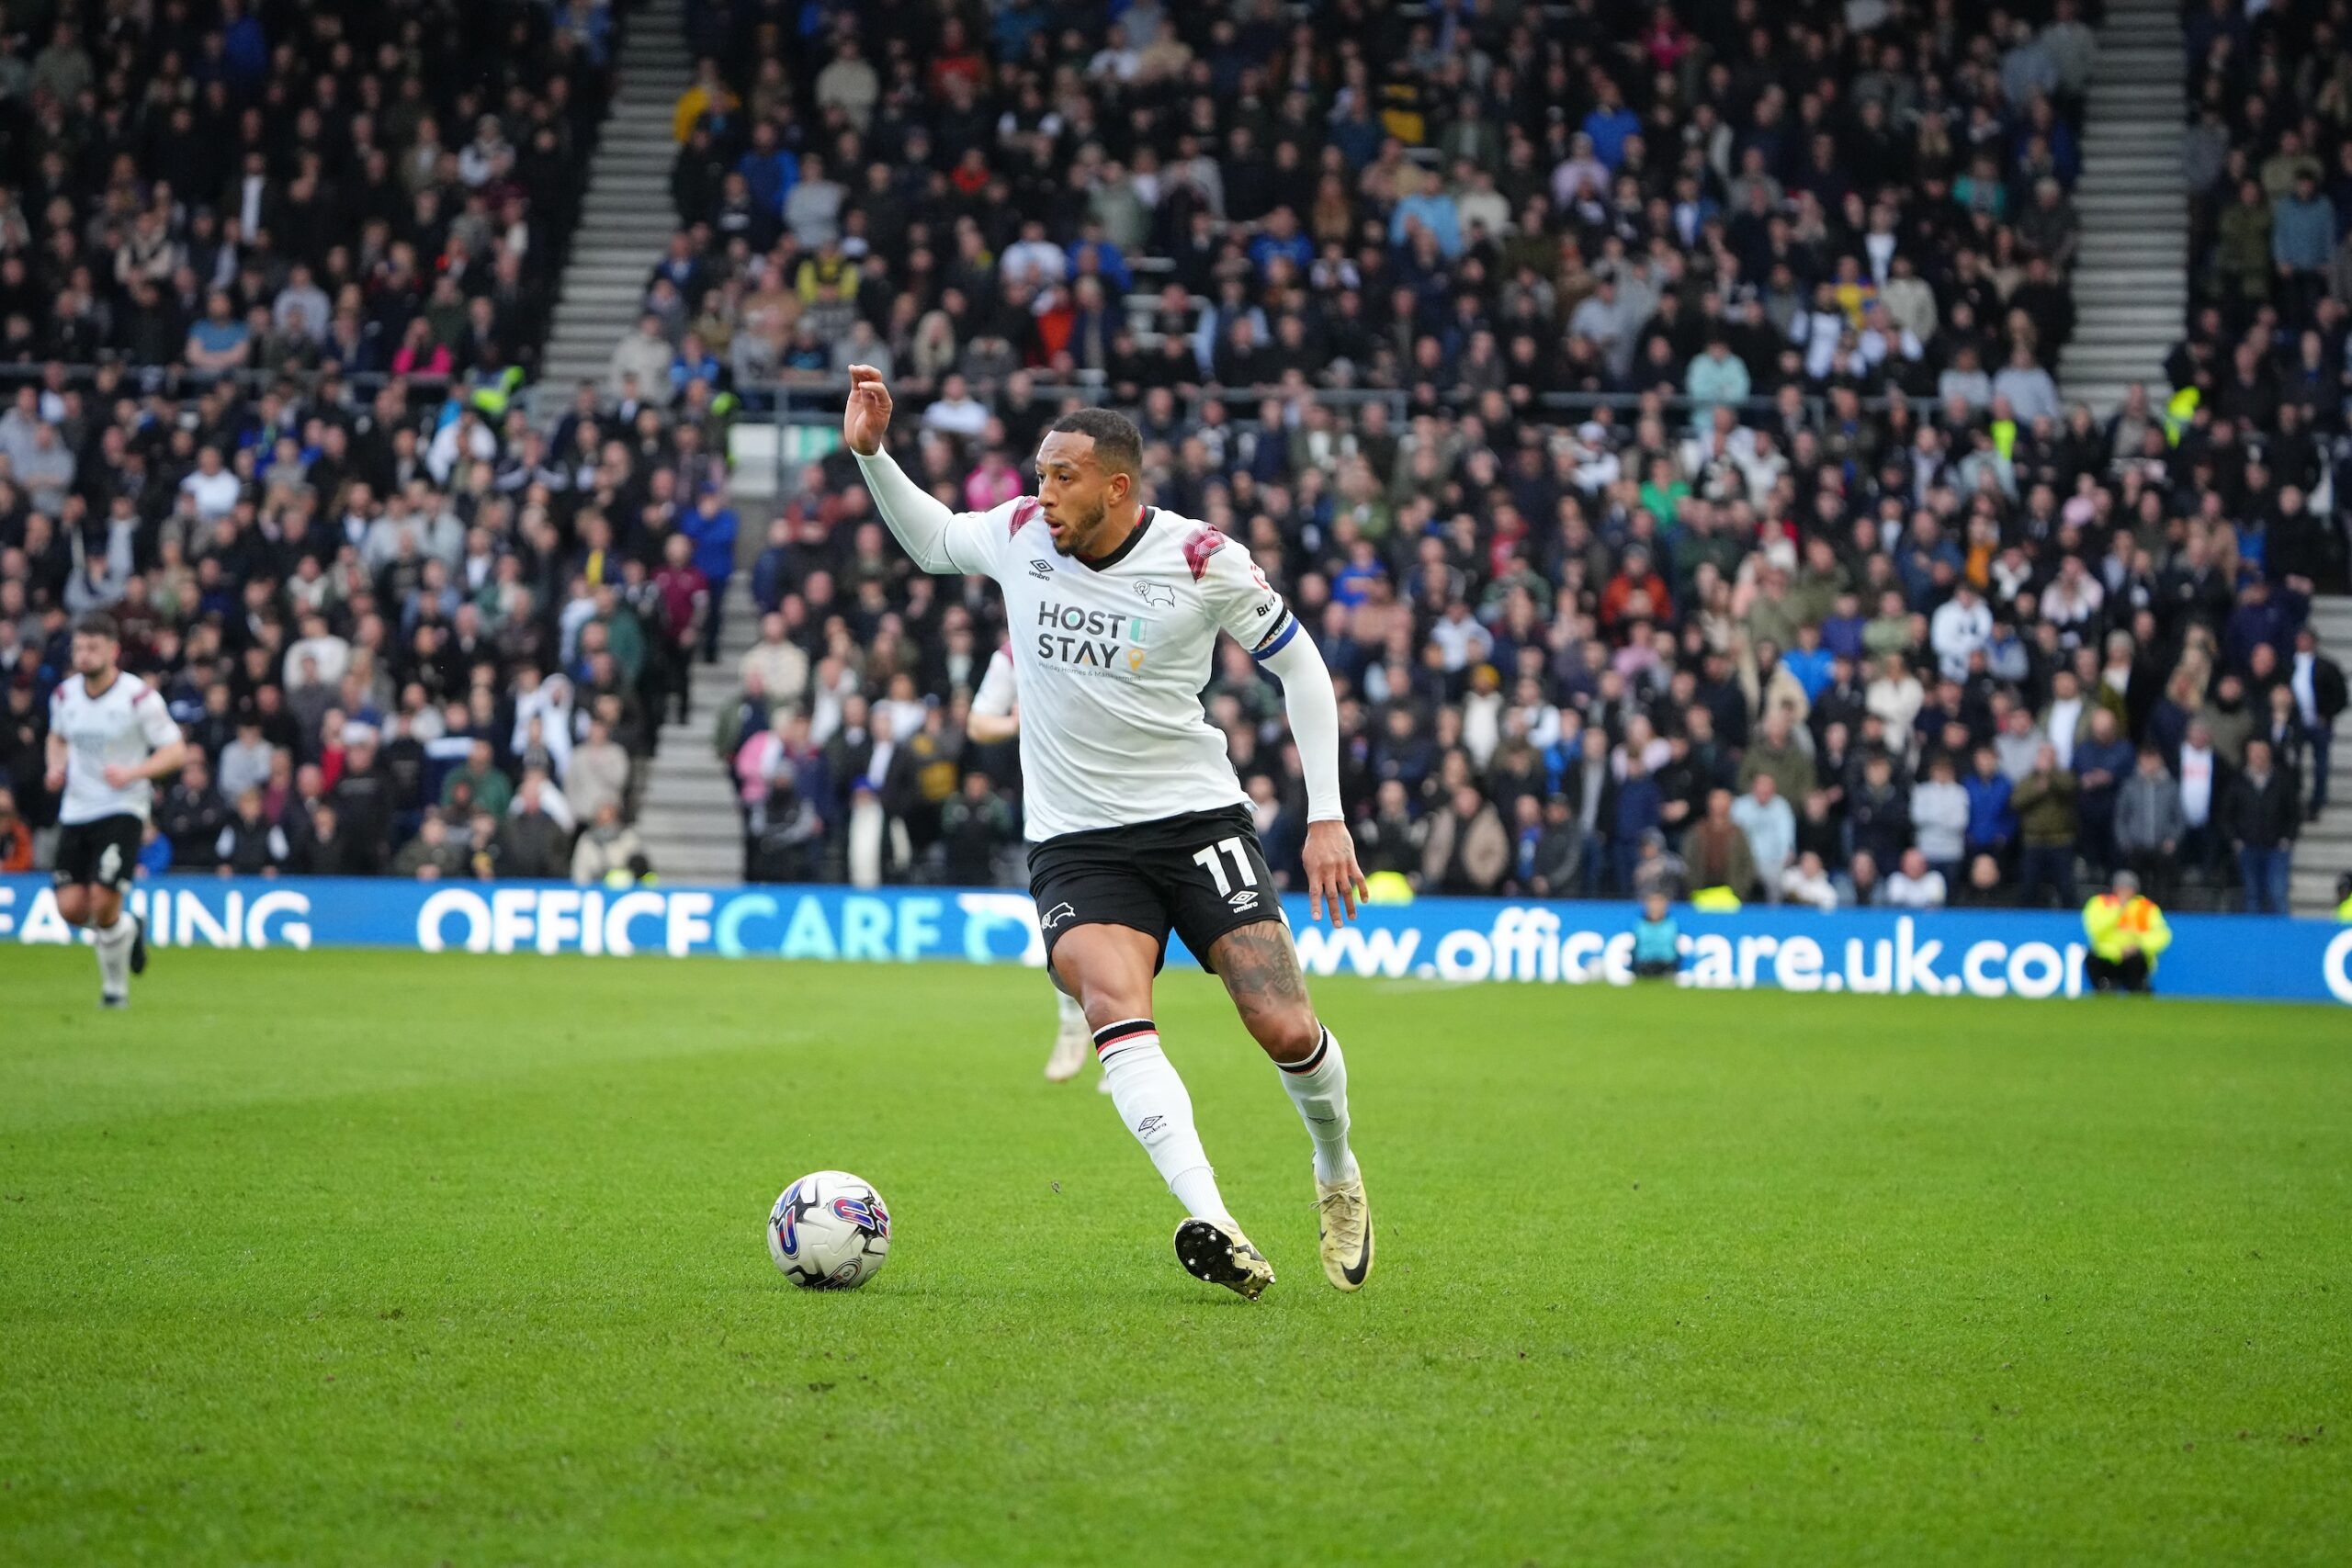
[856,449,1339,842]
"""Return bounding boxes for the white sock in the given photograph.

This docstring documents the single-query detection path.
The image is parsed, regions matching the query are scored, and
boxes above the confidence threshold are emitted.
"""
[94,912,135,997]
[1094,1020,1232,1226]
[1057,989,1087,1031]
[1278,1025,1358,1185]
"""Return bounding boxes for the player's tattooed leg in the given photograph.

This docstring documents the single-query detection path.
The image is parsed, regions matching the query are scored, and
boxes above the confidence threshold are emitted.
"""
[1210,923,1320,1065]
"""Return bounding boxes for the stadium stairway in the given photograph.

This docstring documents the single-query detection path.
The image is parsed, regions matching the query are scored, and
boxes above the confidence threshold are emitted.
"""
[2058,0,2187,414]
[540,0,694,389]
[634,578,762,884]
[2290,595,2352,916]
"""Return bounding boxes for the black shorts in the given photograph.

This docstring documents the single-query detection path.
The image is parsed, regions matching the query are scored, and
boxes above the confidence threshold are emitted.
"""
[1028,806,1283,976]
[52,814,141,894]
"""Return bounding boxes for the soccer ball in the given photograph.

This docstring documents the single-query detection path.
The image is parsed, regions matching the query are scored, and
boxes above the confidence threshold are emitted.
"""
[767,1170,892,1290]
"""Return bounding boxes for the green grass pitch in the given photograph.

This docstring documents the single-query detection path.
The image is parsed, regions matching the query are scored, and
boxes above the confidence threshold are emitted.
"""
[2,946,2346,1564]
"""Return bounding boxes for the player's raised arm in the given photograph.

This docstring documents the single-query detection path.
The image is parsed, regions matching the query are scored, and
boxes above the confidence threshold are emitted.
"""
[842,365,996,578]
[1204,543,1365,925]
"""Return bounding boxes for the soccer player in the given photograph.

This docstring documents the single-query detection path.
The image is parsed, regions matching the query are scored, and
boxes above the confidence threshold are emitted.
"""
[967,643,1107,1091]
[845,367,1372,1299]
[43,613,186,1008]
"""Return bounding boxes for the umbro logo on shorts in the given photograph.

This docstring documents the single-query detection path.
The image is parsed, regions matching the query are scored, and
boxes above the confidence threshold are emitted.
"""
[1227,889,1259,911]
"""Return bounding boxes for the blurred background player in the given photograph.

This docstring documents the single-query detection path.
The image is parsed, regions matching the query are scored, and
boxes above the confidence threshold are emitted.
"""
[966,642,1107,1092]
[845,367,1372,1301]
[43,613,187,1008]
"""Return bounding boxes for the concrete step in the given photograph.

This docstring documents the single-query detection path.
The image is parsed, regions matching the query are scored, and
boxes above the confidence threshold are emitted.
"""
[651,852,745,885]
[2074,306,2191,327]
[2061,355,2166,378]
[578,205,670,225]
[2075,240,2187,259]
[547,315,639,340]
[2080,159,2188,178]
[2065,351,2173,371]
[639,772,739,812]
[635,809,745,848]
[2073,266,2189,288]
[2058,385,2136,411]
[557,283,657,307]
[565,260,662,285]
[2073,321,2185,339]
[2075,270,2188,288]
[577,205,674,226]
[582,183,672,204]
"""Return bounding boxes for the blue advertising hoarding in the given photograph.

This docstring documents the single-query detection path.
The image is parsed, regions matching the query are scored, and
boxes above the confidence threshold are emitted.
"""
[2,874,2347,1006]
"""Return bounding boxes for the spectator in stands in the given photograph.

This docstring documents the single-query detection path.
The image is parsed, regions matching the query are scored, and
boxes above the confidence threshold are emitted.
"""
[159,756,231,873]
[393,816,467,881]
[2292,628,2346,818]
[1421,783,1508,897]
[573,800,650,886]
[503,779,573,881]
[0,787,31,873]
[2223,738,2299,914]
[215,789,290,879]
[1682,787,1757,901]
[2014,745,2081,909]
[1885,849,1949,910]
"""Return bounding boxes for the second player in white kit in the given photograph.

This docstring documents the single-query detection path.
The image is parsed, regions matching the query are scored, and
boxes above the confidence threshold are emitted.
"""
[844,367,1372,1300]
[967,647,1107,1089]
[45,612,187,1008]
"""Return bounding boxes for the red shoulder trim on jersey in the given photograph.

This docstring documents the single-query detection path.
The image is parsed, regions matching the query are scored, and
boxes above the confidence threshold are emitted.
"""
[1182,525,1226,581]
[1009,496,1041,538]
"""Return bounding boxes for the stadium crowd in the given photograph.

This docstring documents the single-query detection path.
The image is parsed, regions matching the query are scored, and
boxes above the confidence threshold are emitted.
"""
[2,0,2348,915]
[660,0,2345,910]
[0,0,650,885]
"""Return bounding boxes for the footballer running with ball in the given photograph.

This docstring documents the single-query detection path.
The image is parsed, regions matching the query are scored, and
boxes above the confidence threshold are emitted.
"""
[844,366,1372,1300]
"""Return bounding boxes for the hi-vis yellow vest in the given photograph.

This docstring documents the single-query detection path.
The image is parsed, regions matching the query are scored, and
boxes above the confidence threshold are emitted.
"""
[2083,893,2172,964]
[2163,385,2199,445]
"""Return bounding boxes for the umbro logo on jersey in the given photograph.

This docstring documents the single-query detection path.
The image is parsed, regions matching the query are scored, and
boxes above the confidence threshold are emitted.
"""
[1028,558,1054,578]
[1227,889,1259,911]
[1134,581,1175,608]
[1042,902,1076,929]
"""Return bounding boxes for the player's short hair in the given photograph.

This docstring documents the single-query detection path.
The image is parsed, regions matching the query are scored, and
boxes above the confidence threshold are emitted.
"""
[73,611,120,643]
[1045,408,1142,479]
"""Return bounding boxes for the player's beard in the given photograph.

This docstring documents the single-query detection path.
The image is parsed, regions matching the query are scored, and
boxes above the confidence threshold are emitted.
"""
[1051,495,1110,557]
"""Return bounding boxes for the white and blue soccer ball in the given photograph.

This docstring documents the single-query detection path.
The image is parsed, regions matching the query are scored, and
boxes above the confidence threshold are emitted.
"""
[768,1170,893,1290]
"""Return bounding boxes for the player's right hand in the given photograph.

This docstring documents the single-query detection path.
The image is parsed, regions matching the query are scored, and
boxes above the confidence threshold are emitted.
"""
[1302,818,1369,928]
[842,365,893,457]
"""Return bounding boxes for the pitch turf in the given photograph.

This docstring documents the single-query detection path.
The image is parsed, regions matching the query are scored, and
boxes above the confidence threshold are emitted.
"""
[2,947,2346,1564]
